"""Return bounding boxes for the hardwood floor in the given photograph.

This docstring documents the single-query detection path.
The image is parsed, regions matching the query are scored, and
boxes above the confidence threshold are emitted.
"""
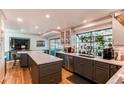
[3,60,92,84]
[3,61,32,84]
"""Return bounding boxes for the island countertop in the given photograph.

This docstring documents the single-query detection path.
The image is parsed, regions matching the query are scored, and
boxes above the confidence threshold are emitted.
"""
[18,51,63,65]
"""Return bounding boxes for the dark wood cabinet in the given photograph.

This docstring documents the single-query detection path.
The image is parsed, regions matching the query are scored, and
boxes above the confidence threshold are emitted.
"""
[109,64,121,77]
[30,59,39,84]
[93,61,110,84]
[56,52,122,84]
[74,57,93,80]
[56,52,63,58]
[20,54,29,67]
[20,53,33,67]
[30,57,62,84]
[39,72,61,84]
[56,53,65,67]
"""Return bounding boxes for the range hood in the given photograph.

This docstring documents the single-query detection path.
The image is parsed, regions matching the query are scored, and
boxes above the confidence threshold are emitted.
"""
[115,13,124,26]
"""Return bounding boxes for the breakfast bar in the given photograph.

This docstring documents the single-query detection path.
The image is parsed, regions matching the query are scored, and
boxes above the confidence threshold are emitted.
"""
[18,51,63,84]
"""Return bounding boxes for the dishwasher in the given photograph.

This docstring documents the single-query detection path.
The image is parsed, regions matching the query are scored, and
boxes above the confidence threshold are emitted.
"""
[64,55,74,72]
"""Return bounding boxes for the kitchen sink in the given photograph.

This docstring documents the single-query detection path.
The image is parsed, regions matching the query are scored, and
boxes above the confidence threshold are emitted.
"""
[79,54,95,58]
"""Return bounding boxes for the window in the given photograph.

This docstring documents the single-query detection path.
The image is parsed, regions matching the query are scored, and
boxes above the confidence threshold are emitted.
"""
[49,38,62,56]
[77,28,112,56]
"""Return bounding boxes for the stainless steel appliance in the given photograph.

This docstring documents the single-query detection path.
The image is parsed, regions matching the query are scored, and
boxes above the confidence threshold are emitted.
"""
[64,55,74,72]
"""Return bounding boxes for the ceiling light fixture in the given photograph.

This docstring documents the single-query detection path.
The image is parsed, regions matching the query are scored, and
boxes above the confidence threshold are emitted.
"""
[35,25,39,29]
[17,17,23,22]
[45,14,50,19]
[83,20,87,23]
[57,26,61,29]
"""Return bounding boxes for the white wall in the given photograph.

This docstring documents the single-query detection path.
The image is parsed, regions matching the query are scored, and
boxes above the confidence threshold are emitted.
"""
[75,22,112,34]
[5,29,48,52]
[112,17,124,46]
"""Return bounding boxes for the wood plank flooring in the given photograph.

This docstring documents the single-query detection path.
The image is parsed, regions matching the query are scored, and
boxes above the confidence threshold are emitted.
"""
[3,60,32,84]
[3,60,92,84]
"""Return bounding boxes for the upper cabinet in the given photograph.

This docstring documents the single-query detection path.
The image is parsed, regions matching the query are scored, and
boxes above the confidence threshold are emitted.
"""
[112,13,124,46]
[60,29,72,45]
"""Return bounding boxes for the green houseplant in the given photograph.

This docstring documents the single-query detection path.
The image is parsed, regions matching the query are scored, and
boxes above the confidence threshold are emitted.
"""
[80,35,92,42]
[80,35,87,42]
[96,35,105,56]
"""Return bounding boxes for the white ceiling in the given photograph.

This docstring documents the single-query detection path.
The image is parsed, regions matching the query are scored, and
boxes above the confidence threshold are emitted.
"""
[3,9,116,35]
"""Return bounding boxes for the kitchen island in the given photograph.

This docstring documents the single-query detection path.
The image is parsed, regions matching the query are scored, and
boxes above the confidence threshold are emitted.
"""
[18,51,63,84]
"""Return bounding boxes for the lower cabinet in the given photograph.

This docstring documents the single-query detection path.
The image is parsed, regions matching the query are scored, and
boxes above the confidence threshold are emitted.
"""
[74,57,121,84]
[93,61,110,84]
[30,58,62,84]
[109,64,121,77]
[93,62,121,84]
[56,53,65,67]
[57,53,122,84]
[20,54,29,67]
[39,72,61,84]
[74,57,93,80]
[30,59,39,84]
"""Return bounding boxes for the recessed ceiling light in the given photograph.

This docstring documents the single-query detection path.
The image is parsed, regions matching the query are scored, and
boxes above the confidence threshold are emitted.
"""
[45,14,50,19]
[17,17,23,22]
[83,20,87,23]
[35,25,39,29]
[57,26,61,29]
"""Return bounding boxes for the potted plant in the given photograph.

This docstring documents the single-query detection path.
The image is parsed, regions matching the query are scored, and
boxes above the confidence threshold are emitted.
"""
[80,35,87,42]
[96,35,105,56]
[87,35,92,42]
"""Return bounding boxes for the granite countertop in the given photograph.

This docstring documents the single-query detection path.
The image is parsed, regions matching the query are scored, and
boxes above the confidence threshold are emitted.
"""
[18,51,63,65]
[56,51,124,84]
